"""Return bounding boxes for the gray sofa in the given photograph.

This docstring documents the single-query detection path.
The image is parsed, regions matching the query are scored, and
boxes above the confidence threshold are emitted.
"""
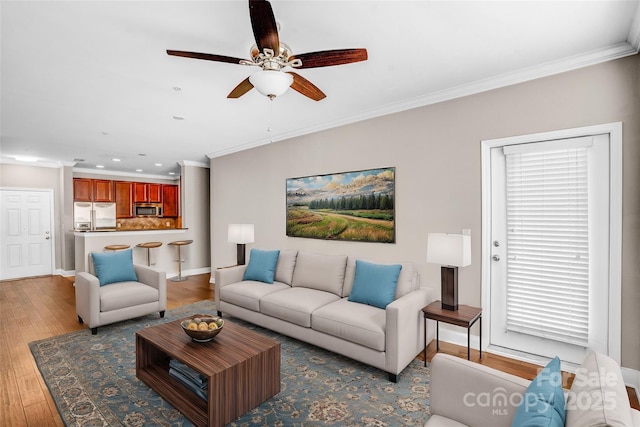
[215,250,435,381]
[427,352,640,426]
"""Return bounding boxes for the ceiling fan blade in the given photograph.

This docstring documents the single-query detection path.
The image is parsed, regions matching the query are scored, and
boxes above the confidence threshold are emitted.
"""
[227,77,254,98]
[249,0,279,54]
[290,48,368,69]
[167,50,246,65]
[287,72,326,101]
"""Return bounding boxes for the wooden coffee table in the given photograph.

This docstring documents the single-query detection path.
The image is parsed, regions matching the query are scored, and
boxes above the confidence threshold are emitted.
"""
[136,315,280,427]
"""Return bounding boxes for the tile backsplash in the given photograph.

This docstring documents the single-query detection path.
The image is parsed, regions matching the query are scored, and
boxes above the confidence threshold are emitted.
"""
[117,217,178,230]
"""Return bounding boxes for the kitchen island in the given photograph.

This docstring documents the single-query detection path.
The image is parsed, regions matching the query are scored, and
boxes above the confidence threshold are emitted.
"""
[74,229,189,278]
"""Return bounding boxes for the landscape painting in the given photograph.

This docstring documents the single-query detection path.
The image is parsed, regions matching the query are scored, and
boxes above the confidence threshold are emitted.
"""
[286,167,395,243]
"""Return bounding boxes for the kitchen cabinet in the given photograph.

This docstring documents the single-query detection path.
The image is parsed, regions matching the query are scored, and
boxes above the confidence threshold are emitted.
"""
[162,184,179,217]
[73,178,92,201]
[114,181,133,218]
[73,178,114,202]
[134,183,162,203]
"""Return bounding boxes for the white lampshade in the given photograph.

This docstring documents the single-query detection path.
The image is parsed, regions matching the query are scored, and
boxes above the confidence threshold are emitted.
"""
[228,224,255,244]
[249,70,293,99]
[426,233,471,267]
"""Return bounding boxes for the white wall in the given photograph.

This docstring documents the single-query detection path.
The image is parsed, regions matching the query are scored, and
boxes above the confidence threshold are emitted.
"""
[210,54,640,370]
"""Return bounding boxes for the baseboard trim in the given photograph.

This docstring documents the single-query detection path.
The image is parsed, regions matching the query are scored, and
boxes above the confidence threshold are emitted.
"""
[167,267,211,279]
[56,269,75,277]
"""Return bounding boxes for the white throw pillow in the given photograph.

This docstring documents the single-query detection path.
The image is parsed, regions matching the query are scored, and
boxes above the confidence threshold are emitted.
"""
[565,351,633,427]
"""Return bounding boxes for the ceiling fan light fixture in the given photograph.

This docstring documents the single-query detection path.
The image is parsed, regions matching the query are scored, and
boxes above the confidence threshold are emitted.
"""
[249,70,293,99]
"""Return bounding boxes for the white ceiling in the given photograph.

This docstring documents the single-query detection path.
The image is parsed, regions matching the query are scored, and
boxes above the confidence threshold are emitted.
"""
[2,1,639,178]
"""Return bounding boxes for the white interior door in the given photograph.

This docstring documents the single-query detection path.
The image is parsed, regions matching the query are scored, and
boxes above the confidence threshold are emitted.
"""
[0,189,53,280]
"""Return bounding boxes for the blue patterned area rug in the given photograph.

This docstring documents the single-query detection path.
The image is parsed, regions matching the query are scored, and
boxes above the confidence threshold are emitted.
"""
[30,300,431,426]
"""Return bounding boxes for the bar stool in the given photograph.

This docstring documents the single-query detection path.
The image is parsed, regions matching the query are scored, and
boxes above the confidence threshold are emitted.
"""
[136,242,163,266]
[168,240,193,282]
[104,244,130,251]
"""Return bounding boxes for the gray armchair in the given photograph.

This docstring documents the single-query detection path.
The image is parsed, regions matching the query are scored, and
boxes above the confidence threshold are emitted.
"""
[75,263,167,334]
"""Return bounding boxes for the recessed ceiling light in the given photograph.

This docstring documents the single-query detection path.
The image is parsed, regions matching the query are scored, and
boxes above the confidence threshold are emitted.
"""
[169,172,176,175]
[73,158,85,162]
[173,86,182,91]
[96,165,105,169]
[112,158,121,162]
[136,169,143,172]
[155,163,162,167]
[102,131,109,135]
[138,153,147,157]
[173,115,185,120]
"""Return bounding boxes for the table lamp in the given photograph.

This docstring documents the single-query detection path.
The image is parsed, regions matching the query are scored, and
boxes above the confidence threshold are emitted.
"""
[427,233,471,311]
[228,224,254,265]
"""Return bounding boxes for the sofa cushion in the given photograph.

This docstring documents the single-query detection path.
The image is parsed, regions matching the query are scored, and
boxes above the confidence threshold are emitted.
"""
[512,356,565,427]
[291,252,347,296]
[312,298,386,352]
[343,258,417,299]
[260,287,340,327]
[91,249,138,286]
[566,351,633,427]
[275,249,298,285]
[348,260,402,309]
[243,249,280,283]
[100,281,158,312]
[219,280,290,312]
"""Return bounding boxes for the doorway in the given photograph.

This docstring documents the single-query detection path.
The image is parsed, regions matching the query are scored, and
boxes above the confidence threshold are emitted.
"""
[0,189,54,280]
[480,123,622,364]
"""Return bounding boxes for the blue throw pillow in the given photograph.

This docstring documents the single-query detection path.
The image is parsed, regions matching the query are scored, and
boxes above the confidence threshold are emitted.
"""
[91,249,138,286]
[243,249,280,284]
[511,356,566,427]
[348,260,402,309]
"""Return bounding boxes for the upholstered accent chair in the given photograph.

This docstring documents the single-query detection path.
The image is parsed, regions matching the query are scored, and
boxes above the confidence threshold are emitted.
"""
[75,249,167,334]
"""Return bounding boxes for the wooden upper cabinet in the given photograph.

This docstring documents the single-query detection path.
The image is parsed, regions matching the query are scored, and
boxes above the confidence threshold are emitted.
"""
[133,183,147,203]
[134,183,162,203]
[162,184,179,217]
[114,181,133,218]
[148,184,162,203]
[73,178,93,201]
[73,178,114,202]
[93,179,114,202]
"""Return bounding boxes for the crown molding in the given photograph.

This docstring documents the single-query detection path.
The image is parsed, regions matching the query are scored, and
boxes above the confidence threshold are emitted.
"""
[72,167,179,181]
[178,160,210,168]
[207,42,638,159]
[0,158,64,168]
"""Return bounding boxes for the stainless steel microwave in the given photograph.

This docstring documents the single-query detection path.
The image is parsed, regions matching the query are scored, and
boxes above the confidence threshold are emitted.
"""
[135,203,162,217]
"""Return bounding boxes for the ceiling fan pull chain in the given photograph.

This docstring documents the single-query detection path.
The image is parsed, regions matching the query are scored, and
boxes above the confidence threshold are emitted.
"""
[267,98,273,133]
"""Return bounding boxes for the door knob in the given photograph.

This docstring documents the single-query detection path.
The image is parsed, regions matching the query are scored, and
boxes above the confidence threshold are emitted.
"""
[492,255,500,261]
[45,236,50,240]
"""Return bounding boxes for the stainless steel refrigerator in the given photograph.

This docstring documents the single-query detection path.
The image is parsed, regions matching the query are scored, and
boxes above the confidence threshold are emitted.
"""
[73,202,116,231]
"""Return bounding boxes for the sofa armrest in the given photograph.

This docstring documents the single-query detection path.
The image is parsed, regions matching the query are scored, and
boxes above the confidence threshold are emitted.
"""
[75,271,102,328]
[214,265,247,310]
[427,353,530,427]
[134,264,167,311]
[385,286,435,375]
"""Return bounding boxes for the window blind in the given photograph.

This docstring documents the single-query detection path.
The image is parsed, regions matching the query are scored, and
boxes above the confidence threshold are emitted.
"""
[503,141,590,346]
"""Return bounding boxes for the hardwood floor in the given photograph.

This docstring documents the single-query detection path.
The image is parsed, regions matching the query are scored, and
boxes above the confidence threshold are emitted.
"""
[1,274,637,425]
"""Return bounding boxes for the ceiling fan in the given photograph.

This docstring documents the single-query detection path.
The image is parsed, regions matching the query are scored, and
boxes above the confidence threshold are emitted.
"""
[167,0,368,101]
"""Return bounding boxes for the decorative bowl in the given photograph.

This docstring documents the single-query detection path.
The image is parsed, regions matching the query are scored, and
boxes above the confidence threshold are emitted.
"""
[180,316,224,342]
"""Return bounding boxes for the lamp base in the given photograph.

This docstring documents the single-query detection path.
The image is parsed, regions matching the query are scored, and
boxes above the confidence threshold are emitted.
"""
[441,266,459,311]
[236,244,246,265]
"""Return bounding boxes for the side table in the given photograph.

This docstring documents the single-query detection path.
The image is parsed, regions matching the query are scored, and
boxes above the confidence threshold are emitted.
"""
[422,300,482,365]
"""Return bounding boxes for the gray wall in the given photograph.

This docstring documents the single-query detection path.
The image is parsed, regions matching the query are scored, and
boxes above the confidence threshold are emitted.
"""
[210,54,640,370]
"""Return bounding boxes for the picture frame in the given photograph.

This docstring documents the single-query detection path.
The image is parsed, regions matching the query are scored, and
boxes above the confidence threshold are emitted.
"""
[286,167,395,243]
